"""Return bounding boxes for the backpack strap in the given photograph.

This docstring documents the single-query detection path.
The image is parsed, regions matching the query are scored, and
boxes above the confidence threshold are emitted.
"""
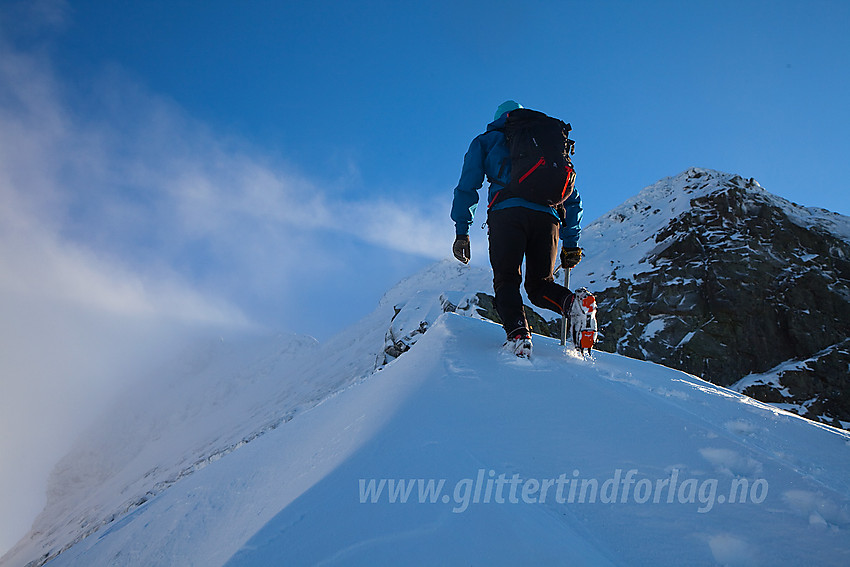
[486,157,512,209]
[487,157,510,188]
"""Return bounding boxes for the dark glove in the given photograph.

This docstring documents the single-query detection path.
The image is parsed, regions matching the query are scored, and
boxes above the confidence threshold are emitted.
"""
[453,235,470,264]
[561,246,583,269]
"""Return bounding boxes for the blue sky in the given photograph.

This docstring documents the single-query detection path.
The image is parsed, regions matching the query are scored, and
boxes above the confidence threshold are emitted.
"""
[5,0,850,333]
[51,0,850,218]
[1,0,849,553]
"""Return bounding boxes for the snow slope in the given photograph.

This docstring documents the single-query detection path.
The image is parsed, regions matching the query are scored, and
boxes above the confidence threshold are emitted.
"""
[0,261,491,567]
[9,261,850,567]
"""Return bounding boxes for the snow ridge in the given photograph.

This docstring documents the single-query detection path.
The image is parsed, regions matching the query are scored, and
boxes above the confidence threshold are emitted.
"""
[1,260,491,567]
[5,171,850,566]
[17,300,850,566]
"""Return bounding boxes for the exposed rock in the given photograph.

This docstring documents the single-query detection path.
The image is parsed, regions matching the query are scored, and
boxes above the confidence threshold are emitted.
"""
[473,292,561,338]
[573,169,850,428]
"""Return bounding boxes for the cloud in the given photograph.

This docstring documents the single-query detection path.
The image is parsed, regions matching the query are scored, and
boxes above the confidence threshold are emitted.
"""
[0,9,451,555]
[0,40,257,555]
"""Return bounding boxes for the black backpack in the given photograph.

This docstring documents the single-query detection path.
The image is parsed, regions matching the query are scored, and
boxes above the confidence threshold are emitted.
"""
[489,108,576,208]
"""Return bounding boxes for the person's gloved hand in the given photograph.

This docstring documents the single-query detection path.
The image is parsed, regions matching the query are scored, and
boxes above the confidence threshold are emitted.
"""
[453,235,470,264]
[561,246,583,269]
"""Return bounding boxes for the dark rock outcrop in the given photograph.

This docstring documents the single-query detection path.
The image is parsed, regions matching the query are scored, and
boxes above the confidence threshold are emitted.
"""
[584,169,850,428]
[470,169,850,429]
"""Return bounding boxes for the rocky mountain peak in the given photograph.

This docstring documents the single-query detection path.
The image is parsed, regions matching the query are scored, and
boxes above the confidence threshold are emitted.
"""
[571,168,850,428]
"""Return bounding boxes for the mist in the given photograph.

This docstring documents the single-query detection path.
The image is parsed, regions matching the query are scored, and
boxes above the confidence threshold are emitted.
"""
[0,15,450,557]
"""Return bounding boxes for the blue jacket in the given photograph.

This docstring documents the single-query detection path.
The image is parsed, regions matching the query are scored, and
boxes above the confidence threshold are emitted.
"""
[450,114,583,247]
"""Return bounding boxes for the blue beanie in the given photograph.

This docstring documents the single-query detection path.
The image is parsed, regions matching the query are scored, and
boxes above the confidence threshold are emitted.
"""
[494,100,523,121]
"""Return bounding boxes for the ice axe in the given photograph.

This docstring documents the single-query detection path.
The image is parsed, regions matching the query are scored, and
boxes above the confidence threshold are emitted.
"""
[555,263,571,346]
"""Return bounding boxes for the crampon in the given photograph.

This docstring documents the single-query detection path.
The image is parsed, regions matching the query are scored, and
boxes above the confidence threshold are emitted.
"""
[568,288,598,355]
[504,330,533,359]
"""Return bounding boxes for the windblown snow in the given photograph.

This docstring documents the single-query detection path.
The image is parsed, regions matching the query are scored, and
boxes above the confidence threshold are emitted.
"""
[3,258,849,567]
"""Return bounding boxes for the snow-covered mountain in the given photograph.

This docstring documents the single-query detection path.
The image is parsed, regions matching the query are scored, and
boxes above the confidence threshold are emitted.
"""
[3,258,850,567]
[567,168,850,429]
[0,262,491,567]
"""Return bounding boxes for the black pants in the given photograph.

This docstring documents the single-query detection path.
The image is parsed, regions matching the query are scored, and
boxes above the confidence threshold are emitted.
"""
[488,207,572,336]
